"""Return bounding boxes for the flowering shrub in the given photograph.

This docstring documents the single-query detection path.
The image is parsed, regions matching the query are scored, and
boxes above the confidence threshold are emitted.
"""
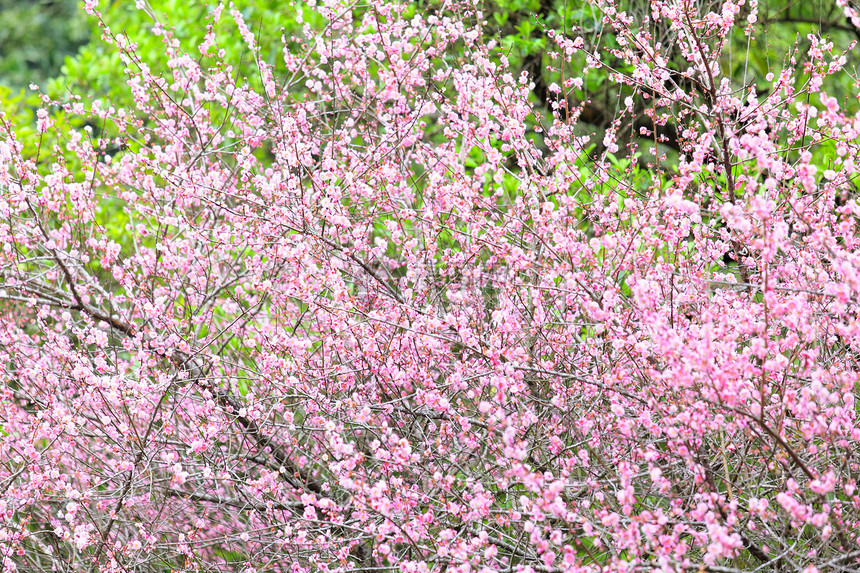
[1,0,859,572]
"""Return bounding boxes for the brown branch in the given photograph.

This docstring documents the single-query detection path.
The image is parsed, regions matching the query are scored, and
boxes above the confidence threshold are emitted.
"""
[164,489,304,511]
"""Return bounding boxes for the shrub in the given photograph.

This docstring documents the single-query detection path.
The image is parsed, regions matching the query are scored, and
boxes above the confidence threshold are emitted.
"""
[1,0,859,571]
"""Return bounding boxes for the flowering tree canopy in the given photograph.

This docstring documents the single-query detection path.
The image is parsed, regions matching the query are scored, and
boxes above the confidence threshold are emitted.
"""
[1,0,860,572]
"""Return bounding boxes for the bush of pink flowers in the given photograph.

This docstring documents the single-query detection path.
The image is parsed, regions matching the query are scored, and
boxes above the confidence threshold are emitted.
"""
[1,0,859,571]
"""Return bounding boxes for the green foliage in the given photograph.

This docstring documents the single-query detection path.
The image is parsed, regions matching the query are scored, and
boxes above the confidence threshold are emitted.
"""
[0,0,90,91]
[48,0,308,103]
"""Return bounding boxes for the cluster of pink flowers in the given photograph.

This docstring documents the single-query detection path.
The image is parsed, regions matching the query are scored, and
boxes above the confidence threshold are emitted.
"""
[0,0,859,571]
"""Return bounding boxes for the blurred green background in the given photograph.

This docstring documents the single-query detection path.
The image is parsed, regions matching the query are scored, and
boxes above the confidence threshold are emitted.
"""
[0,0,88,91]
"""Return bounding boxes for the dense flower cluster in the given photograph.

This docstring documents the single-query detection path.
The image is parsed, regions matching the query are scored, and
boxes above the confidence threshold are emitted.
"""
[1,0,859,571]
